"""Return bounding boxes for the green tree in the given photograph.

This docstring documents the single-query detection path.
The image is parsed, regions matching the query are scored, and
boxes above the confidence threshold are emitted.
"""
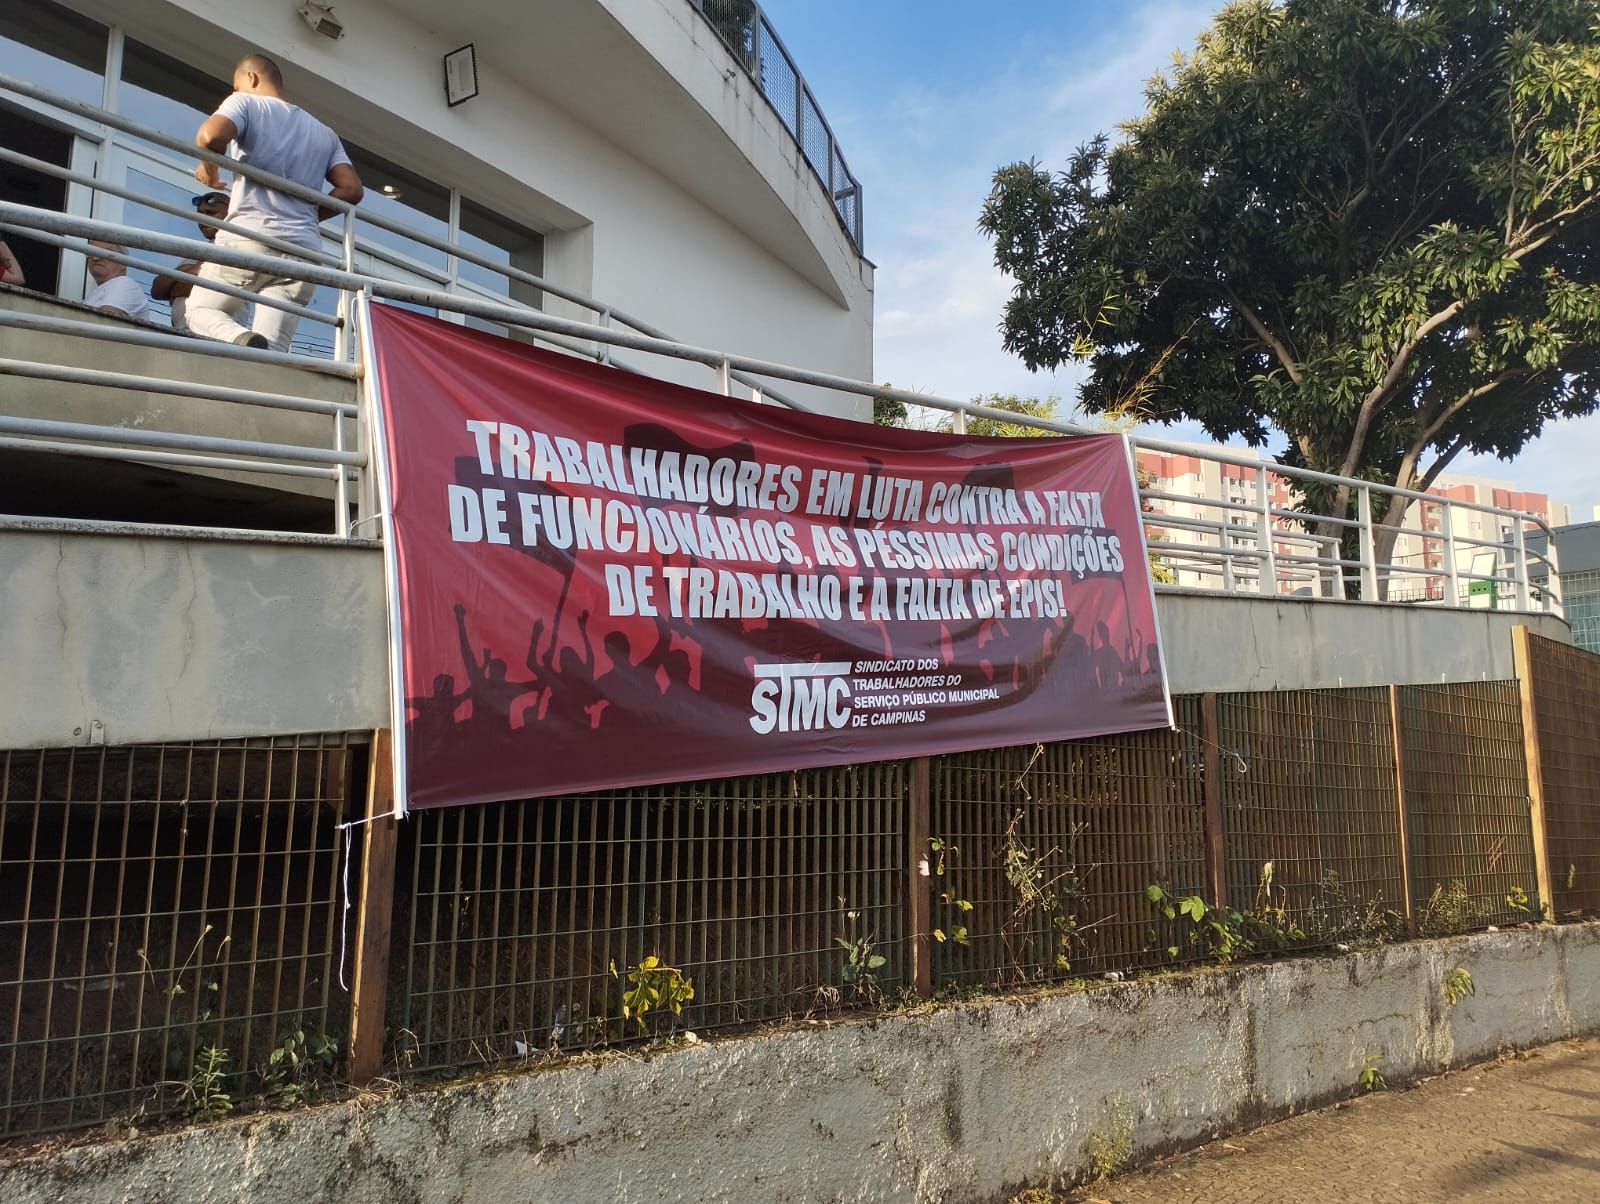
[940,393,1061,437]
[873,394,910,427]
[979,0,1600,562]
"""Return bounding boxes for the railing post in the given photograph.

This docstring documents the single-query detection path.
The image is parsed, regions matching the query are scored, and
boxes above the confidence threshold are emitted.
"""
[1388,685,1418,936]
[1513,521,1531,611]
[349,727,399,1085]
[952,409,967,436]
[715,358,731,395]
[1201,692,1227,911]
[334,214,357,363]
[333,411,350,538]
[1546,536,1563,618]
[1442,500,1459,606]
[1510,626,1555,921]
[1255,465,1277,596]
[907,756,932,998]
[1357,487,1379,601]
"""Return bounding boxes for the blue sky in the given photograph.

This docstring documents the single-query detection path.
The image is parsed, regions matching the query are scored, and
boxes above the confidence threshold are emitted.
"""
[762,0,1600,521]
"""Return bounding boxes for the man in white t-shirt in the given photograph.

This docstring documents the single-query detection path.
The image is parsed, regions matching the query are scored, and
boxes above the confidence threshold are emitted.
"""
[84,241,151,321]
[186,53,363,352]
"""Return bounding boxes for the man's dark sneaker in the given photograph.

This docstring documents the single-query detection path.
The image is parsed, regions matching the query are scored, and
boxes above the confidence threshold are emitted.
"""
[233,332,270,350]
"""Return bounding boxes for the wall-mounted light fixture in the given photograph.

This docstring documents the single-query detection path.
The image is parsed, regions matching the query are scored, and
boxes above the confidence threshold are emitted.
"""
[299,3,344,40]
[444,44,479,107]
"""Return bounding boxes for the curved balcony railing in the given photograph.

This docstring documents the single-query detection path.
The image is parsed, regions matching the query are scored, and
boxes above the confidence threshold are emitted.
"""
[692,0,864,251]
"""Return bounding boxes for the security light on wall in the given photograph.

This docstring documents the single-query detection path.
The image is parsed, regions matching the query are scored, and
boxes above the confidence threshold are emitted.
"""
[299,4,344,40]
[444,44,479,107]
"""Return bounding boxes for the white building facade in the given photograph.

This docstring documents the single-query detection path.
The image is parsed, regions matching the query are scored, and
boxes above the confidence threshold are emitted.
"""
[2,0,873,411]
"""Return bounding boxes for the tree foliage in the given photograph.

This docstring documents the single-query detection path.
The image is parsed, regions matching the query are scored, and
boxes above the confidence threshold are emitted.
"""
[939,393,1061,437]
[873,394,910,427]
[979,0,1600,536]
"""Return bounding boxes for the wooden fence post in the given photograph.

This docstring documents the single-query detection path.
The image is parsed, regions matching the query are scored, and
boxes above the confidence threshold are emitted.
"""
[349,728,398,1084]
[908,756,932,998]
[1201,693,1227,910]
[1511,625,1556,921]
[1388,685,1418,936]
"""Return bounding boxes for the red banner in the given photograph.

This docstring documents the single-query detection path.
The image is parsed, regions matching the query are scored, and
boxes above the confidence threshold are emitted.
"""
[368,305,1170,810]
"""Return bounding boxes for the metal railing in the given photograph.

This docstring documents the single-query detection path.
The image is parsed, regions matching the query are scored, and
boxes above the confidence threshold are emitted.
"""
[0,73,1562,614]
[691,0,864,250]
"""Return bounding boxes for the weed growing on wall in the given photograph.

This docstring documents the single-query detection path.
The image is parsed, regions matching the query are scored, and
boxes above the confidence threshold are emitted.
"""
[1001,809,1093,978]
[264,1025,340,1107]
[1443,967,1476,1006]
[1358,1053,1387,1092]
[925,837,972,946]
[180,1045,234,1122]
[836,902,887,1003]
[1420,879,1475,936]
[611,956,695,1036]
[1085,1098,1135,1181]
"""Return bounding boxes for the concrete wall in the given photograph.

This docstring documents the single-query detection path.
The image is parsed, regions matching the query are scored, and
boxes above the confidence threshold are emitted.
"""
[0,525,1572,750]
[4,923,1595,1203]
[1155,589,1572,693]
[0,522,386,749]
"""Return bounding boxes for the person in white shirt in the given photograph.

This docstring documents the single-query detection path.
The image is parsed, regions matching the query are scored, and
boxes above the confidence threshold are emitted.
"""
[83,241,151,321]
[186,53,363,352]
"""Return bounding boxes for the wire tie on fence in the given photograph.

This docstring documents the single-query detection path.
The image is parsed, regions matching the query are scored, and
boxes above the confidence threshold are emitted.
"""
[1180,726,1251,775]
[347,512,388,537]
[335,812,385,992]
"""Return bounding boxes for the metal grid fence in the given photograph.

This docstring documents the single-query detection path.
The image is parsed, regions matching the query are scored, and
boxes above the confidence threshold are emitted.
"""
[1522,634,1600,919]
[1399,682,1539,931]
[393,763,908,1075]
[928,698,1208,989]
[1218,688,1407,946]
[3,668,1576,1137]
[0,734,353,1138]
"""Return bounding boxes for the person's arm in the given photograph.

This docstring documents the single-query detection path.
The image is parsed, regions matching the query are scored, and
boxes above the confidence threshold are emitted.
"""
[318,162,364,222]
[194,110,240,189]
[0,239,22,286]
[151,261,201,302]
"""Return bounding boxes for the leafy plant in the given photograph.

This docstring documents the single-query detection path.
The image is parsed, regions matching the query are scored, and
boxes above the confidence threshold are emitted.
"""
[1306,870,1404,948]
[1147,864,1304,965]
[263,1025,339,1107]
[1444,967,1476,1006]
[1085,1098,1135,1181]
[182,1045,234,1122]
[610,956,695,1037]
[926,837,972,946]
[1358,1053,1387,1093]
[1420,879,1475,936]
[836,902,888,1002]
[1001,810,1092,976]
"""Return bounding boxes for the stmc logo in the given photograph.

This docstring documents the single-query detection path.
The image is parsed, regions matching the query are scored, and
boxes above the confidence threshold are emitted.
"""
[748,661,853,733]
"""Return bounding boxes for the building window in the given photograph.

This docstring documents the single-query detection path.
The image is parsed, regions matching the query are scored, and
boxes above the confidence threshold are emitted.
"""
[1,0,107,110]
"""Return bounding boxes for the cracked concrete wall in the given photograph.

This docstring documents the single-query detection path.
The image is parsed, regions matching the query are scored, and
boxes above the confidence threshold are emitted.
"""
[3,924,1594,1204]
[0,523,386,748]
[1155,591,1570,693]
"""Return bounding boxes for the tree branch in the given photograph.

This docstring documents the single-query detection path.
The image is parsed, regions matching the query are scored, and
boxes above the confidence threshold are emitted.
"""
[1219,282,1302,385]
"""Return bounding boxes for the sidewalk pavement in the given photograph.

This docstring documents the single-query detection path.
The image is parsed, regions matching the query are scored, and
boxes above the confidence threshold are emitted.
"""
[1067,1036,1600,1203]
